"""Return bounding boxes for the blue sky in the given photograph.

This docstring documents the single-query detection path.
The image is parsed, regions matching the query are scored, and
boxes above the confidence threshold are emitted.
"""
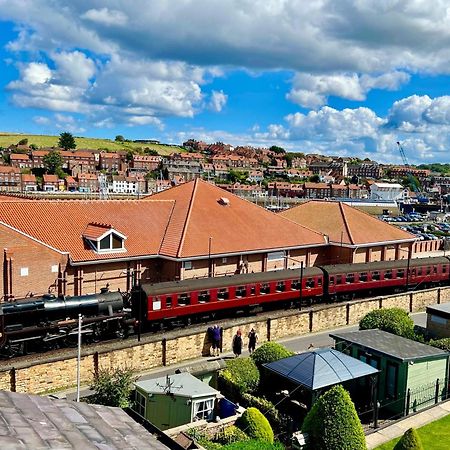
[1,1,450,164]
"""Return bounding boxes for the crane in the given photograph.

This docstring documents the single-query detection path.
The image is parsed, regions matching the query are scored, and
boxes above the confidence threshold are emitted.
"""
[396,141,428,204]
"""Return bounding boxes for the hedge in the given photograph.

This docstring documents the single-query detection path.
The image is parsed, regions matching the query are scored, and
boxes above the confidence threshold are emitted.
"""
[218,357,260,399]
[236,407,274,443]
[222,440,284,450]
[359,308,415,339]
[216,425,249,445]
[250,342,294,368]
[302,385,366,450]
[393,427,424,450]
[429,337,450,352]
[241,393,281,431]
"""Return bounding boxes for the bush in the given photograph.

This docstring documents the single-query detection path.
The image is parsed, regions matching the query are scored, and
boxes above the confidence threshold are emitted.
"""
[394,427,423,450]
[218,357,260,399]
[250,342,294,368]
[223,440,284,450]
[216,425,249,445]
[429,337,450,352]
[302,385,366,450]
[241,393,281,431]
[236,407,274,443]
[359,308,415,339]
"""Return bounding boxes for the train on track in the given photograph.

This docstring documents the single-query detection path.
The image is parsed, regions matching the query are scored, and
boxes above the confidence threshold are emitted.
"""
[1,256,449,356]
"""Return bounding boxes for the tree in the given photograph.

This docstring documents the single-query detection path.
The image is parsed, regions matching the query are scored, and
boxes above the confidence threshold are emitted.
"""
[359,308,415,339]
[89,366,135,408]
[302,385,366,450]
[236,407,274,443]
[309,174,320,183]
[58,132,76,150]
[394,428,423,450]
[144,148,159,156]
[250,342,294,368]
[43,150,63,174]
[115,135,125,142]
[269,145,285,154]
[17,138,28,146]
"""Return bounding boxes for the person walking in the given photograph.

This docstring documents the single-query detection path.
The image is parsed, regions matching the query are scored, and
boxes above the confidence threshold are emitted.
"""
[248,328,258,354]
[232,329,243,357]
[210,325,221,357]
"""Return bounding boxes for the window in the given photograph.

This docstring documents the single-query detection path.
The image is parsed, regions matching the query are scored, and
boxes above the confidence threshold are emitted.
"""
[443,265,447,274]
[267,251,285,261]
[397,269,405,279]
[198,291,210,303]
[384,270,392,280]
[51,265,59,273]
[260,283,270,294]
[276,281,285,292]
[20,267,28,277]
[306,278,314,289]
[193,399,214,421]
[317,278,322,287]
[431,315,447,325]
[291,279,301,290]
[336,275,343,284]
[178,293,190,306]
[386,363,398,399]
[345,273,355,284]
[218,288,229,300]
[427,266,432,275]
[329,276,334,286]
[153,297,162,310]
[183,261,193,270]
[235,286,246,298]
[417,267,422,276]
[359,272,368,282]
[135,391,146,417]
[250,285,256,295]
[166,296,172,308]
[411,268,416,277]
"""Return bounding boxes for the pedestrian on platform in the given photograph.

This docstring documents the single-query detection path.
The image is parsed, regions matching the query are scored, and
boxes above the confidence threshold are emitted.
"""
[232,329,243,357]
[248,328,258,354]
[210,325,221,357]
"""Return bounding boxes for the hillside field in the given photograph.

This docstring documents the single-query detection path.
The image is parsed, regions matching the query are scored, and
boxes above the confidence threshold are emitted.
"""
[0,133,185,155]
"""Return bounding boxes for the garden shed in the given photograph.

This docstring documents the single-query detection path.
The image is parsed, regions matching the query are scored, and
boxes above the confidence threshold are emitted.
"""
[133,373,222,430]
[426,302,450,338]
[331,329,450,417]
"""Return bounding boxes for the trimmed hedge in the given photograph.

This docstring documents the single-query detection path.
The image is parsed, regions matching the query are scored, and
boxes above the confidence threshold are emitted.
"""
[218,357,260,399]
[241,393,281,431]
[394,427,424,450]
[359,307,415,339]
[223,440,284,450]
[429,337,450,352]
[250,342,294,368]
[236,407,274,443]
[302,385,366,450]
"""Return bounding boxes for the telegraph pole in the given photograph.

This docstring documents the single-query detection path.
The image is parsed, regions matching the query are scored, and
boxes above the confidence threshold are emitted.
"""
[76,314,82,402]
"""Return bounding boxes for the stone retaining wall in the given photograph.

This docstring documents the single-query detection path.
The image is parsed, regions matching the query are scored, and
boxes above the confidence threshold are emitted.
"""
[0,286,447,394]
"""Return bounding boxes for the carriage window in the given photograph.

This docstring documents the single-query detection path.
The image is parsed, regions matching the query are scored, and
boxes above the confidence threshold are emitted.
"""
[443,265,447,274]
[417,267,422,276]
[411,268,416,277]
[329,276,334,286]
[260,283,270,294]
[336,275,343,284]
[317,278,322,287]
[276,281,285,292]
[236,286,246,297]
[345,273,355,283]
[372,271,380,281]
[178,293,190,306]
[433,266,438,274]
[427,266,431,275]
[250,285,256,295]
[384,270,392,279]
[166,296,172,308]
[359,273,368,282]
[397,269,405,279]
[218,288,229,300]
[153,297,162,310]
[291,279,301,290]
[198,290,210,303]
[306,278,314,289]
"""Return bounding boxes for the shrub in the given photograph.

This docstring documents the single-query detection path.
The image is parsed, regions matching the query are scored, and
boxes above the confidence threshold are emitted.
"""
[223,440,284,450]
[216,425,249,445]
[218,357,260,399]
[236,407,274,443]
[250,342,294,368]
[359,308,415,339]
[241,393,281,431]
[429,337,450,352]
[302,385,366,450]
[393,427,423,450]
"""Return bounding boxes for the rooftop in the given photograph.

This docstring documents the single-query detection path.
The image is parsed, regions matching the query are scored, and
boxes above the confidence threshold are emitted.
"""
[330,329,449,362]
[426,302,450,319]
[0,390,170,449]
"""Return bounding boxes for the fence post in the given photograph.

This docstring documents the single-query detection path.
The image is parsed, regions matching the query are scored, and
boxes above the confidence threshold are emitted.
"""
[409,292,413,313]
[346,303,350,325]
[162,338,167,366]
[10,368,16,392]
[267,318,271,342]
[437,288,441,305]
[406,388,411,416]
[309,310,313,332]
[435,378,440,404]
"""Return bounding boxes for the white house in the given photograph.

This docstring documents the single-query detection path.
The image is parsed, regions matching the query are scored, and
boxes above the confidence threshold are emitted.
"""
[370,182,405,201]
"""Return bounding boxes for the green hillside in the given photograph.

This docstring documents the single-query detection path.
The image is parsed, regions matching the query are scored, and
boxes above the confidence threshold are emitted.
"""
[0,133,185,156]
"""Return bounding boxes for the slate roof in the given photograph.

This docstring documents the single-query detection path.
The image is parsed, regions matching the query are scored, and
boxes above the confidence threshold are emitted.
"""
[280,200,416,246]
[331,329,449,362]
[148,178,327,258]
[426,302,450,319]
[135,372,221,399]
[0,390,170,449]
[263,348,378,390]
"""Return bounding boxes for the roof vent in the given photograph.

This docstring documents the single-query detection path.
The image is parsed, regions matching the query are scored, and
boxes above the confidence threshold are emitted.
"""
[218,197,230,206]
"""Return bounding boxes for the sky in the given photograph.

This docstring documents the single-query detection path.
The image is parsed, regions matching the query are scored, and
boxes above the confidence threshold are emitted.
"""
[1,1,450,164]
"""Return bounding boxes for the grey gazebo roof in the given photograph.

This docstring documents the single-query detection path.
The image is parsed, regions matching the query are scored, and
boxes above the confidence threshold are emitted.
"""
[263,348,378,391]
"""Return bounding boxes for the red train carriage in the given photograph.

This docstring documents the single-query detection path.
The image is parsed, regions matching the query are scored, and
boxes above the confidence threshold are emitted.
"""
[135,267,324,326]
[321,256,450,300]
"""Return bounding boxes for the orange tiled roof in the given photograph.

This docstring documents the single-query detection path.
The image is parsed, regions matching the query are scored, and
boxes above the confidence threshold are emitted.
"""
[281,201,416,246]
[11,154,30,160]
[0,166,20,174]
[43,174,58,182]
[148,179,326,258]
[21,174,36,182]
[0,200,174,262]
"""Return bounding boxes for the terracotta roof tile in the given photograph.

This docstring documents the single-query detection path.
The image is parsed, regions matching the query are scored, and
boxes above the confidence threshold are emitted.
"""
[281,200,416,245]
[148,179,326,258]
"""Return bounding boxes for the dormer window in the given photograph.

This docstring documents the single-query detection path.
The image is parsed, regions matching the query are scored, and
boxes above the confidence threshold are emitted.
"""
[83,222,127,254]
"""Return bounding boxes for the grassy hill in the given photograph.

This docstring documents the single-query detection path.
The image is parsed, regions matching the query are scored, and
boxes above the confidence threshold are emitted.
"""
[0,133,185,156]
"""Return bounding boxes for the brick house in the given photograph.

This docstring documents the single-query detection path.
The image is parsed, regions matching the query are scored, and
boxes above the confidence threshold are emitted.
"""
[21,174,38,192]
[65,176,78,191]
[42,174,60,192]
[131,155,161,172]
[0,166,21,192]
[303,182,331,199]
[77,173,99,193]
[99,152,122,172]
[10,153,33,170]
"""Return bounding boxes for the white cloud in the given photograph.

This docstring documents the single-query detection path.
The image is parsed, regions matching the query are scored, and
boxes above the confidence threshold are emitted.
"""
[81,8,128,26]
[209,90,228,112]
[32,115,50,125]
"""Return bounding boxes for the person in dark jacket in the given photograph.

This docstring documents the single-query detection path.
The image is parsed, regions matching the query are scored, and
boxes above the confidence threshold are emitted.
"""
[232,329,243,357]
[210,325,221,357]
[248,328,258,354]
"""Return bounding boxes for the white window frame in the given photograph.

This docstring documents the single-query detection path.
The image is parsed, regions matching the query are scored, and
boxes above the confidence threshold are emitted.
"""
[193,398,214,421]
[51,265,59,273]
[183,261,193,270]
[20,267,29,277]
[267,250,285,261]
[135,390,146,417]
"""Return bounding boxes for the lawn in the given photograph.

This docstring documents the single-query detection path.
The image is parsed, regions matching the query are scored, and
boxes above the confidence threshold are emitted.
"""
[375,413,450,449]
[0,133,184,156]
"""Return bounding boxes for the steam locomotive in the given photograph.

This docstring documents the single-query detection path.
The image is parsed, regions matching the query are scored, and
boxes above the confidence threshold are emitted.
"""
[1,256,448,356]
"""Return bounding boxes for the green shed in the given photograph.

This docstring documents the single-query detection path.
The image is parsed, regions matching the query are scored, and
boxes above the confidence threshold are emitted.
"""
[331,329,449,417]
[133,372,222,430]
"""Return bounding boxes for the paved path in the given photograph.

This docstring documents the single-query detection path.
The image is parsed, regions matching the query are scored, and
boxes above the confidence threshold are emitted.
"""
[366,399,450,449]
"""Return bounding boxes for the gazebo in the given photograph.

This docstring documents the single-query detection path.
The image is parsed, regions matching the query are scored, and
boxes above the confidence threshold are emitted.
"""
[262,348,379,426]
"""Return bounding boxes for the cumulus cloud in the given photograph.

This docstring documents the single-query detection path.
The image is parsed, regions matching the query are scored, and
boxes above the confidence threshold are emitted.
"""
[81,8,128,26]
[209,90,228,112]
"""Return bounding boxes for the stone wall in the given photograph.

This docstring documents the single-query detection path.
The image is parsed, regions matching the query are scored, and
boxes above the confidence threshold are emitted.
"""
[1,286,449,394]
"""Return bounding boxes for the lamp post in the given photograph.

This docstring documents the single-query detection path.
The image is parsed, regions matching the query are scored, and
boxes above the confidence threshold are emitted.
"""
[208,237,213,278]
[299,260,304,310]
[76,314,82,402]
